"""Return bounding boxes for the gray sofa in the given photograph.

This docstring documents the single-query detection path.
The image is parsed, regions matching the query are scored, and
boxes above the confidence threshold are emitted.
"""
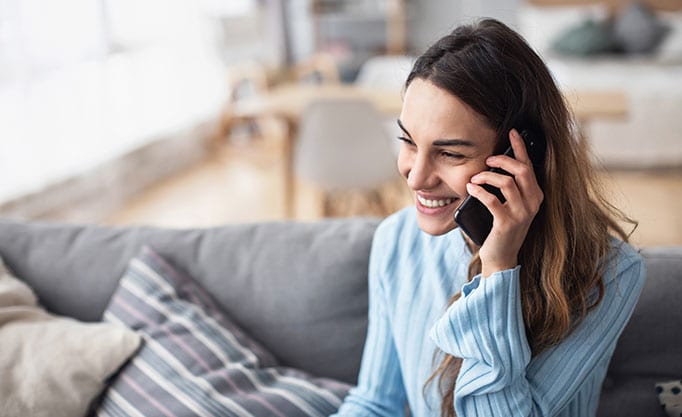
[0,217,678,417]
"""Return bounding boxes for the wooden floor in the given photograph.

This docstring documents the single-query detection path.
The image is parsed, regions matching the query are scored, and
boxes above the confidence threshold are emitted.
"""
[107,140,682,248]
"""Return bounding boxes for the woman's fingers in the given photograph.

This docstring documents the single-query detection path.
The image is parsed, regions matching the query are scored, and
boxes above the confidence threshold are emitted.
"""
[468,175,539,223]
[473,171,542,214]
[509,129,531,165]
[465,182,506,218]
[468,129,545,221]
[486,129,532,176]
[470,171,523,206]
[482,129,543,210]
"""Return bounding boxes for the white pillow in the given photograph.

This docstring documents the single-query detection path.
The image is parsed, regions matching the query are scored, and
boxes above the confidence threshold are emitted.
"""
[0,257,141,417]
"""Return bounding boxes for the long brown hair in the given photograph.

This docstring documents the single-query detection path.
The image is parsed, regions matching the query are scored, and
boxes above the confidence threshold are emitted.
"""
[411,19,636,416]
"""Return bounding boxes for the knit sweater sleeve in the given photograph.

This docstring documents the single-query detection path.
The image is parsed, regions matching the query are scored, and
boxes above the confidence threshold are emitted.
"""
[331,223,408,417]
[430,250,646,416]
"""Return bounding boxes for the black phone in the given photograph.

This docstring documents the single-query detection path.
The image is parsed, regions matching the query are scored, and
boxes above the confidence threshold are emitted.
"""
[454,130,543,246]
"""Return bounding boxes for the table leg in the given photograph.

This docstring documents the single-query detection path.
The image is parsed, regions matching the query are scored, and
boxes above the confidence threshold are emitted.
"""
[282,119,296,218]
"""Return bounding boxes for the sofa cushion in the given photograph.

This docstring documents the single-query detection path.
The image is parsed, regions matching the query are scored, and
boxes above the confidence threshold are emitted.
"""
[0,257,141,417]
[597,246,682,417]
[95,246,350,417]
[0,218,379,383]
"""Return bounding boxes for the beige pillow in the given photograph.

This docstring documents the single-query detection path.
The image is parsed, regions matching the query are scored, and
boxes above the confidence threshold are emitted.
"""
[0,257,142,417]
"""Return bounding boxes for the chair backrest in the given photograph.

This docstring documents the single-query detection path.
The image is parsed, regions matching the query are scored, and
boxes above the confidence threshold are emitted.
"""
[355,55,415,90]
[294,98,399,190]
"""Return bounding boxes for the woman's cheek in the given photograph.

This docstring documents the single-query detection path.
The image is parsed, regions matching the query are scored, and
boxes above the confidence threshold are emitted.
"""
[447,169,479,195]
[396,148,412,179]
[456,163,488,196]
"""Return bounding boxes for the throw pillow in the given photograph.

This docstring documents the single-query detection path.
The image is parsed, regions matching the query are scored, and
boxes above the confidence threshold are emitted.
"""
[656,380,682,417]
[517,3,610,56]
[551,18,618,56]
[94,246,350,417]
[0,256,141,417]
[612,2,669,54]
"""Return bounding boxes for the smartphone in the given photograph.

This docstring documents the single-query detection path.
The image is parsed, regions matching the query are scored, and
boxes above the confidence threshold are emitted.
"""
[454,130,542,246]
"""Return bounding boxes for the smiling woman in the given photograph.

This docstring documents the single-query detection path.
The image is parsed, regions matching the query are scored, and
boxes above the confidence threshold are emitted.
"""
[331,18,646,417]
[396,81,497,236]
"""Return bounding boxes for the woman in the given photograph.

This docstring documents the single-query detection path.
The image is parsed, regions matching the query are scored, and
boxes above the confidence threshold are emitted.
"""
[331,19,645,417]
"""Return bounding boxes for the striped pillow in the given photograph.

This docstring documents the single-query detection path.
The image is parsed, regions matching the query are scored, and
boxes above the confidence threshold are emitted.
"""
[95,246,350,417]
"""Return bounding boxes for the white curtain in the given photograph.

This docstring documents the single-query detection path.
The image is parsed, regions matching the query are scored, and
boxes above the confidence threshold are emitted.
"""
[0,0,257,203]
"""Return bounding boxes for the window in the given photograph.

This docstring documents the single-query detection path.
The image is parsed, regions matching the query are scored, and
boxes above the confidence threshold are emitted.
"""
[0,0,258,205]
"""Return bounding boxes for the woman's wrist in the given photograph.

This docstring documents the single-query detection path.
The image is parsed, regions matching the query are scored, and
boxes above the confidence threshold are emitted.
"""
[481,260,518,278]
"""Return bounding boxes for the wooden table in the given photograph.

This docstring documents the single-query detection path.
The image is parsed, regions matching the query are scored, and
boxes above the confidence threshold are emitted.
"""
[232,84,627,217]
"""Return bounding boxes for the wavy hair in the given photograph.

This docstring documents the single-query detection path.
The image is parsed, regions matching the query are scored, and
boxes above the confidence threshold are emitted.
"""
[408,19,636,417]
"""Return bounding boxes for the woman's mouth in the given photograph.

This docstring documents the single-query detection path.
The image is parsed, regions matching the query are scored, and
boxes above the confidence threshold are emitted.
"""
[415,194,458,214]
[416,195,454,208]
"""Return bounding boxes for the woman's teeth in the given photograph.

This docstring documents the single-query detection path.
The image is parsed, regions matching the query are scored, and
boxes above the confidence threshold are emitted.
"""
[417,195,453,208]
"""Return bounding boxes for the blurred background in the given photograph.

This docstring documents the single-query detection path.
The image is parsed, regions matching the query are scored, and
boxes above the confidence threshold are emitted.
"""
[0,0,680,247]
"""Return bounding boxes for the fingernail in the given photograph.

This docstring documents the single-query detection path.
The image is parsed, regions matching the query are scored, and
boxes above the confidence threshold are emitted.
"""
[466,183,474,191]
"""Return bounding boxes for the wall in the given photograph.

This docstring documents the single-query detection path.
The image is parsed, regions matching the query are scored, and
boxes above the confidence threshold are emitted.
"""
[408,0,520,53]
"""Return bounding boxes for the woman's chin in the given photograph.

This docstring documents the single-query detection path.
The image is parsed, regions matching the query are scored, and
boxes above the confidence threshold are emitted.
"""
[414,198,460,236]
[415,212,458,236]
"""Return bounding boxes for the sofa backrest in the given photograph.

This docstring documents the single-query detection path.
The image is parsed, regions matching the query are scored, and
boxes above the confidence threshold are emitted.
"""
[0,218,380,385]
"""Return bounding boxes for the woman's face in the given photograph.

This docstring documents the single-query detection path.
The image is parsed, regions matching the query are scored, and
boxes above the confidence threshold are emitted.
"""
[397,78,498,236]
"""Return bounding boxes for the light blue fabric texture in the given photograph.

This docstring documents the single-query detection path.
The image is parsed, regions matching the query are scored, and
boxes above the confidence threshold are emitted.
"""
[331,207,646,417]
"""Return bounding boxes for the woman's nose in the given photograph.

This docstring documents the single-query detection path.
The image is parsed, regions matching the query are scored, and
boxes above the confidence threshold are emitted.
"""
[406,155,436,190]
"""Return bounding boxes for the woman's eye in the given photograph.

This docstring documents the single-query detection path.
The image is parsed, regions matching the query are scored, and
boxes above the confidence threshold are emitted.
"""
[441,151,464,159]
[397,136,414,146]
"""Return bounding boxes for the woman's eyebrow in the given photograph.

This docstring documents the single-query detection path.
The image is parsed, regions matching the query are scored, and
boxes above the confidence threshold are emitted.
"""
[397,119,411,137]
[397,119,476,147]
[432,138,475,147]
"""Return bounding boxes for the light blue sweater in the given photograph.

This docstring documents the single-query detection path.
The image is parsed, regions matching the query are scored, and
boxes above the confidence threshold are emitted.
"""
[331,207,646,417]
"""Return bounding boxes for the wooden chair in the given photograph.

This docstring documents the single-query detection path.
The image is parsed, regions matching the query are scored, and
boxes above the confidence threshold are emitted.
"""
[292,98,400,218]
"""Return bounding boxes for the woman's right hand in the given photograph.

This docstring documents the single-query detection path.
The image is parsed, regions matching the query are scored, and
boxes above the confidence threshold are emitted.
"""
[465,129,544,278]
